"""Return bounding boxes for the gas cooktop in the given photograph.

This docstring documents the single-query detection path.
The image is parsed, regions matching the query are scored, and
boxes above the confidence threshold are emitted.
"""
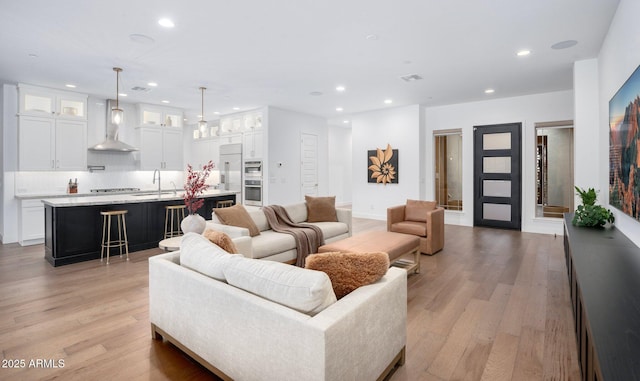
[90,187,141,193]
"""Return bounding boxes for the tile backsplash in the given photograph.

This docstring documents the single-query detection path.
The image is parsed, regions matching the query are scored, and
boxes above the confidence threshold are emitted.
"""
[15,170,185,195]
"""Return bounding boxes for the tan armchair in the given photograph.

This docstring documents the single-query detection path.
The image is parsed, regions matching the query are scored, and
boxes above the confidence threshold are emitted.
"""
[387,200,444,255]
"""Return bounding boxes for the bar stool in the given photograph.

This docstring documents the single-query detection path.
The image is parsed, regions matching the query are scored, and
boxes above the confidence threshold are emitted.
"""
[100,210,129,264]
[215,200,234,208]
[164,204,186,239]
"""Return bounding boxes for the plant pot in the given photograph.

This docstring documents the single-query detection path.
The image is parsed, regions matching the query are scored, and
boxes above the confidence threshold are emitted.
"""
[181,213,206,235]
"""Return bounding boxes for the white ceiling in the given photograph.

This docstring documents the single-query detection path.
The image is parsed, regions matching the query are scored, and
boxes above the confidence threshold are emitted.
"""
[0,0,620,124]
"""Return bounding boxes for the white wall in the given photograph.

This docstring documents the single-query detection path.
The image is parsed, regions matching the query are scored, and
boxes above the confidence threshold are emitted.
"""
[327,125,352,206]
[267,107,328,205]
[596,0,640,245]
[424,90,574,234]
[351,105,423,220]
[1,84,19,243]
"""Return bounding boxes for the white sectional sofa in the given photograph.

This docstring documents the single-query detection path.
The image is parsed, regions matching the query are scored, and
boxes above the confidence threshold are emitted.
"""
[207,202,352,263]
[149,233,407,381]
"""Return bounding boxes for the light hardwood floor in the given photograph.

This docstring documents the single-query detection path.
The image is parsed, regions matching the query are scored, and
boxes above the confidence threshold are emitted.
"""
[0,219,580,380]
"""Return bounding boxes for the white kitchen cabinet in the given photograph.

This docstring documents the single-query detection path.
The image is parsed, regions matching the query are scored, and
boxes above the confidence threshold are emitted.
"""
[243,130,263,159]
[190,138,220,169]
[19,115,87,171]
[18,85,88,171]
[139,126,184,170]
[138,104,183,128]
[219,133,242,145]
[19,199,44,245]
[19,84,87,120]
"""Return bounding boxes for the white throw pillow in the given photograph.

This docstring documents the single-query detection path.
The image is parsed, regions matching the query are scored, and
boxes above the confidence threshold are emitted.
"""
[180,232,242,281]
[223,257,337,316]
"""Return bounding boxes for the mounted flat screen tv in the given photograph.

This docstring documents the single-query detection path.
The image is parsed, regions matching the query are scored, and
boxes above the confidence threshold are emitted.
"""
[609,64,640,220]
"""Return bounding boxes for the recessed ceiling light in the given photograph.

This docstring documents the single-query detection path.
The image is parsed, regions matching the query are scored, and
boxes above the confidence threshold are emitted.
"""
[161,100,170,104]
[147,82,158,87]
[158,18,175,28]
[118,93,127,97]
[485,88,495,94]
[336,86,346,92]
[233,107,240,111]
[336,107,343,112]
[366,34,379,41]
[517,50,531,56]
[214,111,220,115]
[384,99,393,104]
[65,84,76,88]
[309,91,323,96]
[343,120,350,124]
[551,40,578,50]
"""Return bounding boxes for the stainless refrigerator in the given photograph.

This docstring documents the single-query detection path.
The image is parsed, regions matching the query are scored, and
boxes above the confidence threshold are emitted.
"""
[219,143,243,199]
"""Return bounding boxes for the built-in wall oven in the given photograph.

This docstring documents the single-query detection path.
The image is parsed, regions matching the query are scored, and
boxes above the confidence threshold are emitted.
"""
[243,160,263,206]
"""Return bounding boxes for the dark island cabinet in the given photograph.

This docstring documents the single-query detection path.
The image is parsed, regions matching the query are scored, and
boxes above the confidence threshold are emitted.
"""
[563,214,640,381]
[45,194,236,266]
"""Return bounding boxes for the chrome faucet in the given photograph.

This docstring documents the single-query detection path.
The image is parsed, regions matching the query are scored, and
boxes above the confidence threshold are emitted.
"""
[170,181,177,195]
[153,169,161,197]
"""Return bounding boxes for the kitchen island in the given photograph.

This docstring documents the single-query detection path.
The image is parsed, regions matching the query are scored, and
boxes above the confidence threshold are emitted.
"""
[43,190,238,266]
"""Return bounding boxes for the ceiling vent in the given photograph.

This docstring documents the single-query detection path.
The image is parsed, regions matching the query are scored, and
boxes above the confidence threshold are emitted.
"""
[131,86,152,92]
[399,74,423,82]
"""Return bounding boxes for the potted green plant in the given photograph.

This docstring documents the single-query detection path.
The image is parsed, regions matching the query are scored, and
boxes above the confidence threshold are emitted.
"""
[572,186,615,227]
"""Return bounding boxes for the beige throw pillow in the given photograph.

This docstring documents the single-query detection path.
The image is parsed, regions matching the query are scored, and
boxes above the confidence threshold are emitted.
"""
[305,195,338,222]
[214,204,261,237]
[405,199,437,222]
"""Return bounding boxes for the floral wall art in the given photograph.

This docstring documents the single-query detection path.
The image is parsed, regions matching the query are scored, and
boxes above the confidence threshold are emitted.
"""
[368,144,398,184]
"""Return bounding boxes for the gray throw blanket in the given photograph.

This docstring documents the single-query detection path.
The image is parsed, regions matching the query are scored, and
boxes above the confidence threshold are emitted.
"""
[262,205,324,267]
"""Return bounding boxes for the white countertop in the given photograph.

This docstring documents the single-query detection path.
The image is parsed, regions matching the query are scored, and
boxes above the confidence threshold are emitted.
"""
[41,189,239,207]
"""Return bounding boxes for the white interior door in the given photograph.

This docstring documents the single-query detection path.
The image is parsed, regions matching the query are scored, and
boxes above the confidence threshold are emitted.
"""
[301,133,318,197]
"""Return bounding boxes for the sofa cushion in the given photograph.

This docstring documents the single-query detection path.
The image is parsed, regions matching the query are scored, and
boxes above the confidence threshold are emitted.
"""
[305,195,338,222]
[214,204,261,237]
[285,202,308,224]
[203,229,238,253]
[391,221,428,237]
[405,199,437,222]
[305,221,349,240]
[250,230,296,259]
[305,252,389,299]
[249,208,270,232]
[223,257,337,316]
[180,232,242,281]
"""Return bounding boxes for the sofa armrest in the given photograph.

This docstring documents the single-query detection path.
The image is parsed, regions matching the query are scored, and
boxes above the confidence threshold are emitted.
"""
[204,221,250,238]
[232,236,253,257]
[426,207,445,246]
[387,205,406,231]
[335,207,352,236]
[309,267,407,380]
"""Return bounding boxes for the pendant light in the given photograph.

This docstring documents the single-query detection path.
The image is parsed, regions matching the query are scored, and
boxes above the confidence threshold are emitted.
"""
[198,86,207,133]
[111,67,124,125]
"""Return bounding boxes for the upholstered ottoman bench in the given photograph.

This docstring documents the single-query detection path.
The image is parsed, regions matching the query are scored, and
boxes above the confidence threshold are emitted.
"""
[318,231,420,274]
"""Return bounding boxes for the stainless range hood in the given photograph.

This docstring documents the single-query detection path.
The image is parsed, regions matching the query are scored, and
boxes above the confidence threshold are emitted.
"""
[88,99,138,152]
